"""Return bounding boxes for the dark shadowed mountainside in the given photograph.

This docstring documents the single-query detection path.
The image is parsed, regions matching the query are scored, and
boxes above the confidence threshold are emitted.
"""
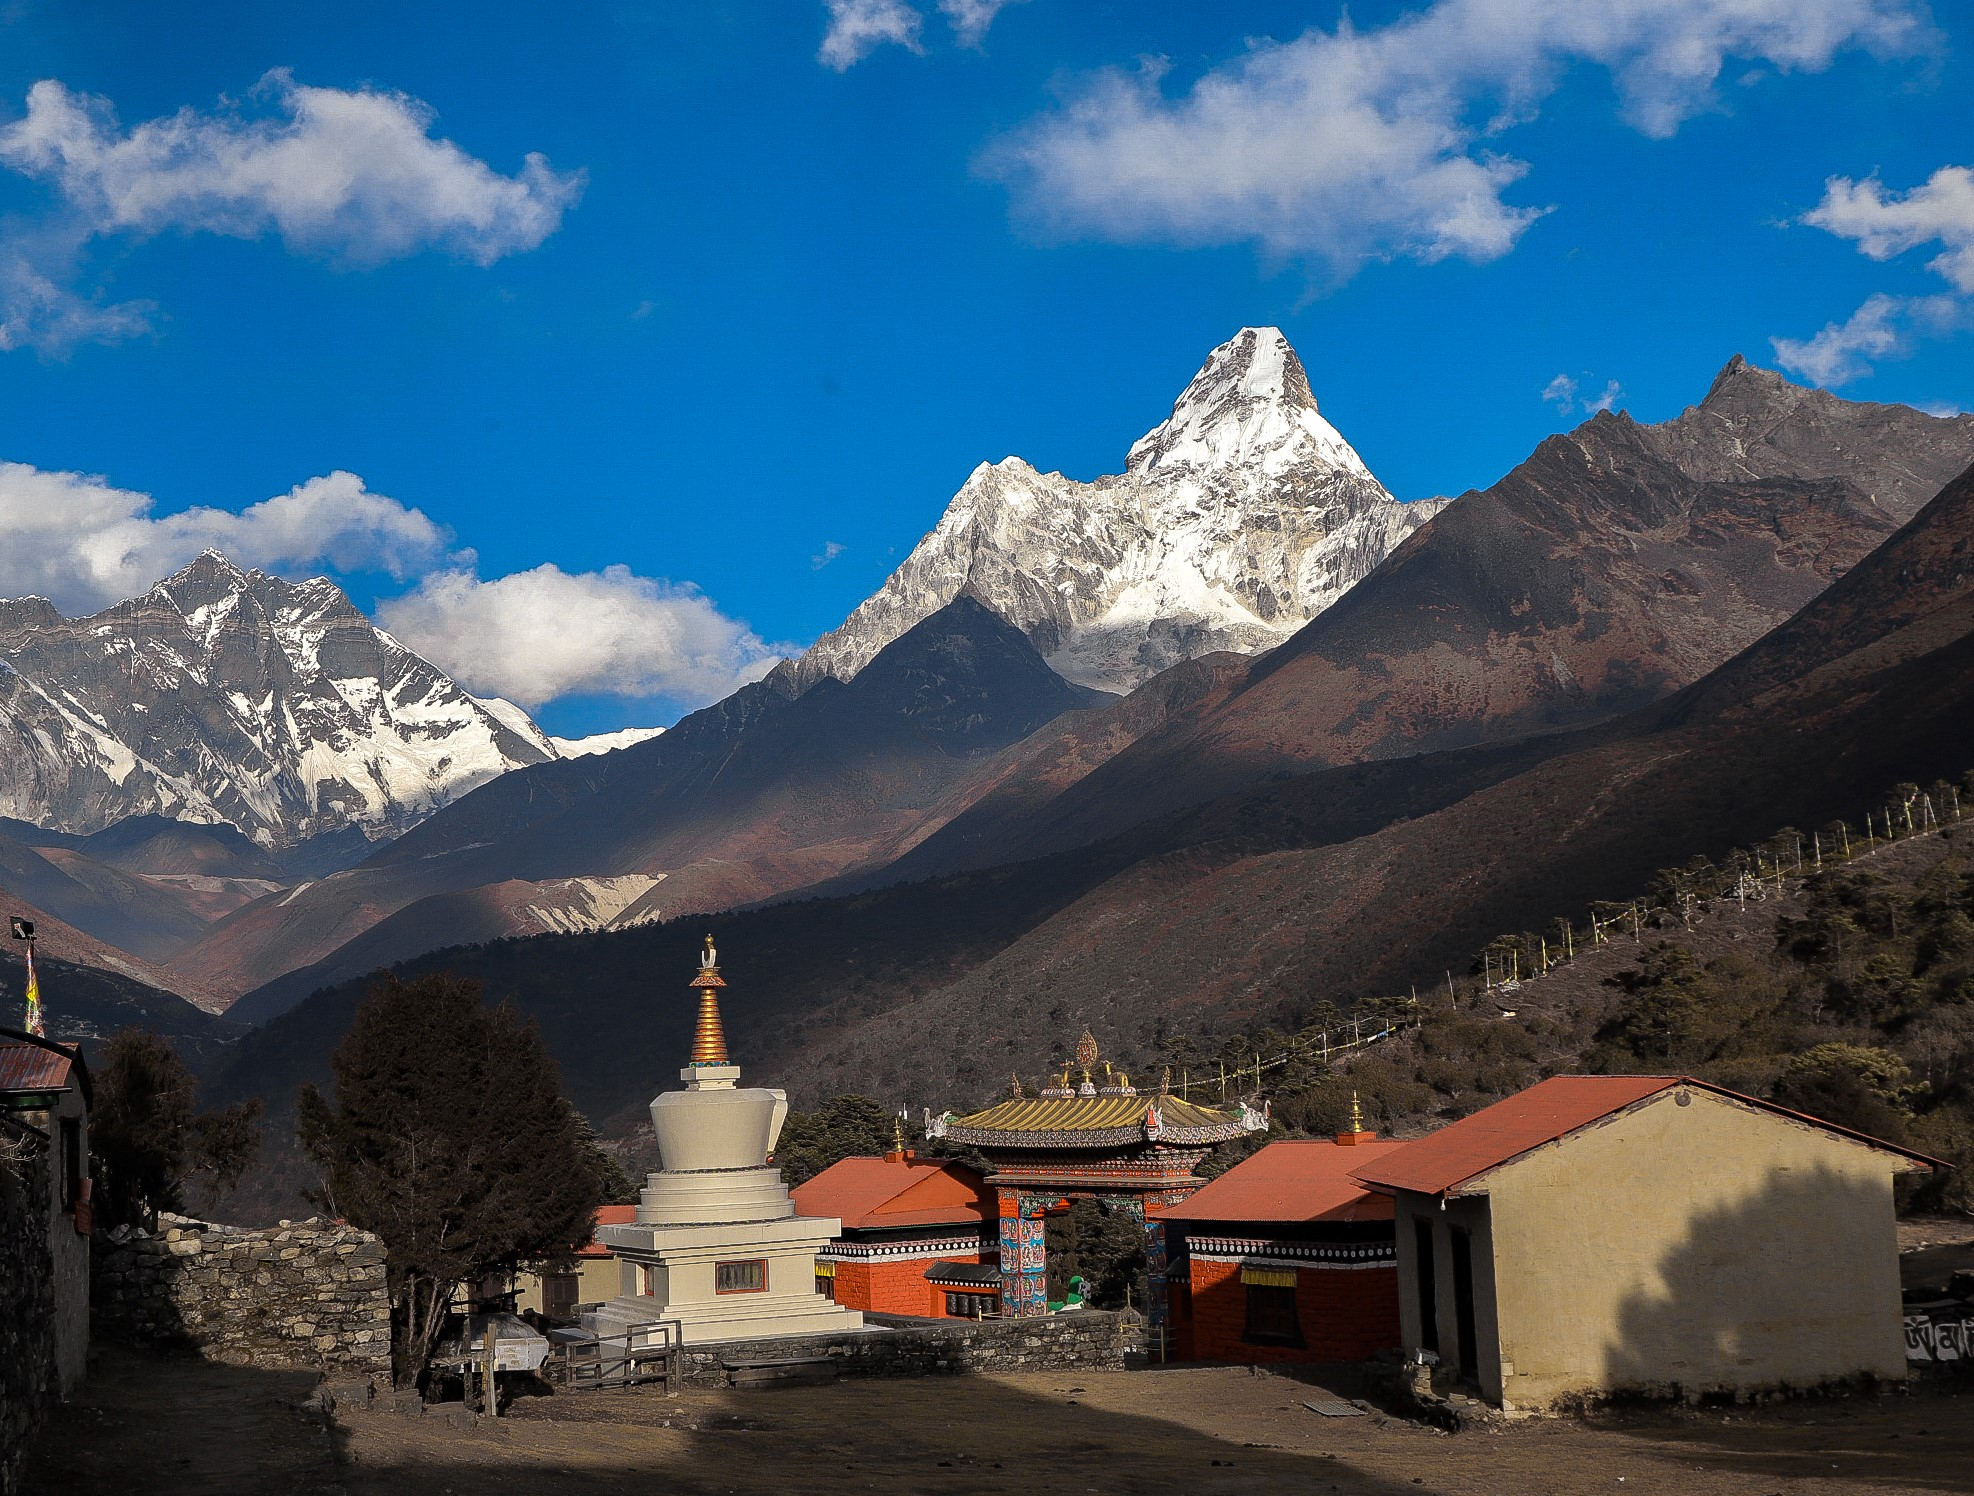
[186,598,1110,1011]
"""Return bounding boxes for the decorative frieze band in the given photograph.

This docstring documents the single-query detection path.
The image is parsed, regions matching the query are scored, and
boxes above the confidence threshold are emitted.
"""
[817,1235,999,1264]
[1186,1235,1397,1270]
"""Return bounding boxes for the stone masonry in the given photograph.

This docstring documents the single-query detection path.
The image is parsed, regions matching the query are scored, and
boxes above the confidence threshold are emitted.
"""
[673,1308,1143,1385]
[92,1212,390,1373]
[1,1129,56,1496]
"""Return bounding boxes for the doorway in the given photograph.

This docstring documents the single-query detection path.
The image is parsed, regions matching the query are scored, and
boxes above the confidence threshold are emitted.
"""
[1413,1218,1438,1354]
[1450,1226,1479,1383]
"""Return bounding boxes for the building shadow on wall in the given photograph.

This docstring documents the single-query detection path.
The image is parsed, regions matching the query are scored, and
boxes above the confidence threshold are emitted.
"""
[1596,1166,1972,1492]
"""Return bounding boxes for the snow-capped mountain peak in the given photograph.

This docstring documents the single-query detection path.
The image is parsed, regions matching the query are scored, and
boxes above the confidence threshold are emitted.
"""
[792,326,1445,694]
[0,555,560,847]
[1125,326,1376,486]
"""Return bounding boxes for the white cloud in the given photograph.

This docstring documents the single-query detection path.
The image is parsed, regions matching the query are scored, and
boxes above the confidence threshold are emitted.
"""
[1774,164,1974,385]
[1770,291,1962,386]
[376,565,786,710]
[0,246,153,354]
[1915,400,1964,418]
[811,540,847,570]
[1542,372,1623,415]
[985,0,1931,276]
[820,0,924,71]
[941,0,1021,47]
[1803,165,1974,294]
[0,455,785,714]
[0,463,458,614]
[0,73,584,267]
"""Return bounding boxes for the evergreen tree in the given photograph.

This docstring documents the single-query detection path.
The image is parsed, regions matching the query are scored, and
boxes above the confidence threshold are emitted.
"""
[92,1028,263,1227]
[298,972,610,1386]
[774,1094,897,1186]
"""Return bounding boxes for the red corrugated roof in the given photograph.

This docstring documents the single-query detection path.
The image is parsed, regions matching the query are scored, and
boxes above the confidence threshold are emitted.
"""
[1350,1074,1943,1198]
[1153,1139,1403,1225]
[791,1156,993,1230]
[1349,1076,1676,1196]
[0,1039,74,1094]
[573,1203,639,1258]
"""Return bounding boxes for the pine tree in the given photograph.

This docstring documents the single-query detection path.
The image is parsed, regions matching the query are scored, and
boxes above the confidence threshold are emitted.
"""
[298,972,610,1386]
[92,1028,263,1227]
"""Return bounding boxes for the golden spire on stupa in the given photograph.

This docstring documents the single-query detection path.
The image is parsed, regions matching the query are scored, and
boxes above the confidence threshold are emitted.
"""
[688,934,731,1066]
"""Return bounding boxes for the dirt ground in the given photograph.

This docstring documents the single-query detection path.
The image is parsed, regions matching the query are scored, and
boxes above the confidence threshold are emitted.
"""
[27,1346,1973,1496]
[19,1343,340,1496]
[328,1368,1974,1496]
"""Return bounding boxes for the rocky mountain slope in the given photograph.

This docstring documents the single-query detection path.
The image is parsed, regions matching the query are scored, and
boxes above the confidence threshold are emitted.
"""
[0,552,559,849]
[792,327,1444,694]
[870,358,1974,877]
[191,355,1970,1013]
[176,597,1111,1009]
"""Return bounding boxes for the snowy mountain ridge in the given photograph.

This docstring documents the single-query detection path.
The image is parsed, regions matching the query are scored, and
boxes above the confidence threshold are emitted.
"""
[0,551,560,847]
[792,327,1447,693]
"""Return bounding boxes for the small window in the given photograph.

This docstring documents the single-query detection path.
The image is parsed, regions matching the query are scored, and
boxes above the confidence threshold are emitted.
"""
[1243,1283,1304,1347]
[60,1117,83,1209]
[715,1259,768,1294]
[640,1264,658,1296]
[816,1274,836,1300]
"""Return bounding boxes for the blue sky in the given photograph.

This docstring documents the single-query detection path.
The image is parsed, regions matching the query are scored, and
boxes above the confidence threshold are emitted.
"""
[0,0,1966,735]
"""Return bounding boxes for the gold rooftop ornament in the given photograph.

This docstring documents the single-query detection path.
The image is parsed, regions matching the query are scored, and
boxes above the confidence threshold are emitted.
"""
[688,933,730,1066]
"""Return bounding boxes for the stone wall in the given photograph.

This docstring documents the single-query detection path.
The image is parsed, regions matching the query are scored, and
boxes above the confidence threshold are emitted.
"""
[92,1213,390,1374]
[0,1128,56,1496]
[673,1308,1142,1385]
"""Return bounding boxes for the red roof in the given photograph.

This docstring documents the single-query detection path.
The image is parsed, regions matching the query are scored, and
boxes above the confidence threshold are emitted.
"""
[574,1204,638,1258]
[1153,1139,1403,1225]
[1350,1075,1941,1197]
[0,1037,76,1095]
[791,1155,993,1231]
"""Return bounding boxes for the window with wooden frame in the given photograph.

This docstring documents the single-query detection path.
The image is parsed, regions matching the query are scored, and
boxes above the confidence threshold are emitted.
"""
[715,1259,768,1294]
[1241,1266,1304,1347]
[814,1262,836,1299]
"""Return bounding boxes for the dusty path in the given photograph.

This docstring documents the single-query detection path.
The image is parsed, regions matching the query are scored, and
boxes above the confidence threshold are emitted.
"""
[332,1365,1974,1496]
[19,1343,338,1496]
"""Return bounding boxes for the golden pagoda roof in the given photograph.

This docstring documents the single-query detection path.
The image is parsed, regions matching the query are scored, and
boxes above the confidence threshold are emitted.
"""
[942,1092,1255,1149]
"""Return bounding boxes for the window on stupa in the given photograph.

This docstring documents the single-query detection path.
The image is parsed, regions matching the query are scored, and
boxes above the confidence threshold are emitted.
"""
[715,1259,768,1294]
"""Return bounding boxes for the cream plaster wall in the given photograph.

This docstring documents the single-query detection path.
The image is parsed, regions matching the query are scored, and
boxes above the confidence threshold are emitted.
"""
[513,1256,620,1317]
[1460,1086,1910,1408]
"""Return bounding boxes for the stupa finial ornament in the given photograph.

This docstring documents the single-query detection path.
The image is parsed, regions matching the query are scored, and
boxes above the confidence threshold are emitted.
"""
[1350,1090,1364,1132]
[688,935,731,1067]
[1075,1029,1098,1081]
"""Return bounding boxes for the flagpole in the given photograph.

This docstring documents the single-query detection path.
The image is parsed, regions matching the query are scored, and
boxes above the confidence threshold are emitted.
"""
[11,917,41,1038]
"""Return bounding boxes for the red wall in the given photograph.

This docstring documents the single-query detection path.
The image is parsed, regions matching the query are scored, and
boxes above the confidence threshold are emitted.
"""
[825,1251,994,1319]
[1177,1258,1399,1364]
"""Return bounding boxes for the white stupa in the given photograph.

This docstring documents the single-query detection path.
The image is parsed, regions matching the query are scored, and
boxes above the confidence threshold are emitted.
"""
[593,936,865,1344]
